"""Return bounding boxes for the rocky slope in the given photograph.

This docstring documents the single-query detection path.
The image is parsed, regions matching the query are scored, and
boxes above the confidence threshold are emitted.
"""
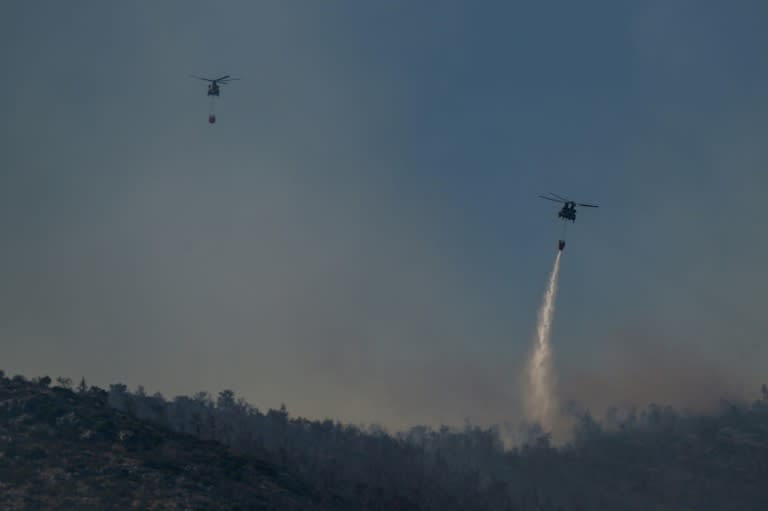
[0,375,324,511]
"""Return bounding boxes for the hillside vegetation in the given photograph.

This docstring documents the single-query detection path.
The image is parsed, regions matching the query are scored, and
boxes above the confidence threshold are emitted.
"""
[2,370,768,510]
[0,373,322,511]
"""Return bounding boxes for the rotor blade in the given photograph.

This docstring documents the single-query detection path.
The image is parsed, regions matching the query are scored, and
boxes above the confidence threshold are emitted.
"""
[189,75,213,82]
[549,192,569,201]
[539,195,565,203]
[214,75,231,81]
[577,203,599,207]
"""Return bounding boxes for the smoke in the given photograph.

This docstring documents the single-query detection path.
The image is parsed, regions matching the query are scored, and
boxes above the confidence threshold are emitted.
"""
[523,251,563,439]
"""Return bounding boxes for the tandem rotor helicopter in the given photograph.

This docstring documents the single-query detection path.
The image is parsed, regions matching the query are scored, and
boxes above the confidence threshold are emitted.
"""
[189,74,240,124]
[539,192,599,251]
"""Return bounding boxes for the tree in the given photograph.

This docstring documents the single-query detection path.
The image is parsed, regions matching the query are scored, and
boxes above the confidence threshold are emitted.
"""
[37,376,52,387]
[193,391,212,406]
[191,412,203,436]
[77,377,88,393]
[56,376,72,389]
[108,383,131,413]
[217,389,236,410]
[109,383,128,394]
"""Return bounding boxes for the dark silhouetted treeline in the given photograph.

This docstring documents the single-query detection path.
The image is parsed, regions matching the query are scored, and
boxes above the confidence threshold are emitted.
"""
[0,371,324,510]
[3,368,768,510]
[107,376,768,510]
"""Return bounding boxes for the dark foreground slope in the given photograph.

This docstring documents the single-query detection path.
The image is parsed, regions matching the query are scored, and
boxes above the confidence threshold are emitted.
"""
[0,375,323,511]
[115,381,768,511]
[4,370,768,511]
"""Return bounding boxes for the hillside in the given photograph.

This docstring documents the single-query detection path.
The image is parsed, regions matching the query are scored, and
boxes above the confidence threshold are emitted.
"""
[109,378,768,510]
[0,374,324,511]
[3,370,768,510]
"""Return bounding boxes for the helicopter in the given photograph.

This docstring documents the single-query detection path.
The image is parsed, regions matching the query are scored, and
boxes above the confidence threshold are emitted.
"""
[189,74,240,124]
[538,193,599,251]
[539,192,598,222]
[189,74,240,97]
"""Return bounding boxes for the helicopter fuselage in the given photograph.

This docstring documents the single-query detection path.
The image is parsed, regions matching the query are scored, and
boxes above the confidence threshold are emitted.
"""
[558,201,577,222]
[207,83,220,97]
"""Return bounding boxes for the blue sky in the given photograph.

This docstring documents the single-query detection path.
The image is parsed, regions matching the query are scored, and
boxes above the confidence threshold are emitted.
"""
[1,1,766,429]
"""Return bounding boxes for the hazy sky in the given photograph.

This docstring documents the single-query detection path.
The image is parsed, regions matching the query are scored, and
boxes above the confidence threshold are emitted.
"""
[1,1,767,430]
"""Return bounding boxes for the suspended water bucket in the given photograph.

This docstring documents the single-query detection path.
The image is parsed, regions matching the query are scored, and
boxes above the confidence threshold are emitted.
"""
[208,114,216,124]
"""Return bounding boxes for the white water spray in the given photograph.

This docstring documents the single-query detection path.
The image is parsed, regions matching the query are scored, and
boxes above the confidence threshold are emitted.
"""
[524,251,562,435]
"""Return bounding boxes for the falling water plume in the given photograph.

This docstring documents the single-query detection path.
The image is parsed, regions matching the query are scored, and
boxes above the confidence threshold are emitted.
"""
[524,251,562,437]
